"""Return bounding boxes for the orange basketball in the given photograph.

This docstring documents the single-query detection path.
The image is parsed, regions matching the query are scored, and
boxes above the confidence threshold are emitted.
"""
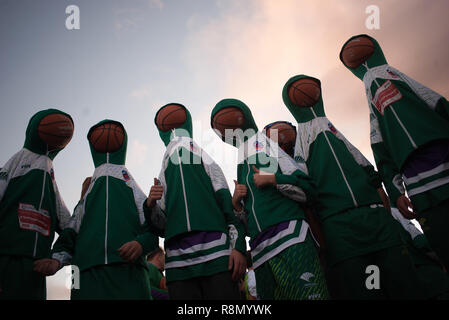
[288,79,321,107]
[89,122,124,153]
[212,107,245,138]
[38,113,74,149]
[156,104,187,132]
[341,36,375,68]
[266,122,296,147]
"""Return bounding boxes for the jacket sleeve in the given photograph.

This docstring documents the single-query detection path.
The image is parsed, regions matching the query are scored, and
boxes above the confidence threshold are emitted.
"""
[372,140,404,204]
[51,200,84,268]
[201,149,247,254]
[51,178,72,234]
[135,222,159,255]
[334,127,382,189]
[273,145,317,204]
[143,169,167,237]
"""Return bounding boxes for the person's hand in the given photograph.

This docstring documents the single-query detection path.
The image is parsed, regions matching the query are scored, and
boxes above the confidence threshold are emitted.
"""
[33,258,60,276]
[146,178,163,208]
[118,241,143,263]
[80,177,92,200]
[232,180,247,211]
[228,249,246,281]
[377,187,391,213]
[252,165,276,188]
[396,194,417,219]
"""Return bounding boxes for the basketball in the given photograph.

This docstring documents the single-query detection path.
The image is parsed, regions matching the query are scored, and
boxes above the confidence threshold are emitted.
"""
[156,104,187,132]
[288,79,321,107]
[266,122,296,146]
[212,107,245,137]
[38,113,74,149]
[341,36,375,68]
[88,122,125,153]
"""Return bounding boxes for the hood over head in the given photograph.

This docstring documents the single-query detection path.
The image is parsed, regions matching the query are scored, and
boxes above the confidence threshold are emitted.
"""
[211,98,258,147]
[154,103,192,147]
[87,119,127,168]
[339,34,387,80]
[24,108,74,160]
[282,75,325,123]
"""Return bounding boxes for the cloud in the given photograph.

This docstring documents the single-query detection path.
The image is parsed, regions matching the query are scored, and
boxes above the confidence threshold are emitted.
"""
[183,0,449,164]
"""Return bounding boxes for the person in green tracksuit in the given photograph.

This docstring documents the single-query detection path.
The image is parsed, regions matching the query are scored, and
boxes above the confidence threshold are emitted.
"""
[390,207,449,299]
[340,34,449,270]
[144,103,247,300]
[282,74,437,299]
[210,99,329,300]
[35,120,158,300]
[0,109,73,300]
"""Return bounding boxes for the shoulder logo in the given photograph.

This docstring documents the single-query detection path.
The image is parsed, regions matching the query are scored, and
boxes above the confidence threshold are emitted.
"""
[122,170,130,181]
[386,68,399,78]
[0,171,8,180]
[328,122,338,134]
[294,155,305,163]
[253,140,264,151]
[50,168,55,181]
[189,141,196,152]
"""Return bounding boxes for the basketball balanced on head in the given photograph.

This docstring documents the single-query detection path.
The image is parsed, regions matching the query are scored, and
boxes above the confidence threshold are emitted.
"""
[38,113,74,150]
[211,106,246,139]
[88,121,125,153]
[155,103,187,132]
[288,78,322,107]
[340,35,375,69]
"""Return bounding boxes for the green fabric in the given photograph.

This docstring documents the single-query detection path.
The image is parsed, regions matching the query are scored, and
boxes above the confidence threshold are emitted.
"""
[341,34,449,209]
[254,237,329,300]
[152,104,246,254]
[0,255,46,300]
[211,99,315,239]
[165,255,229,283]
[329,244,441,300]
[0,170,60,258]
[147,263,163,288]
[282,75,383,220]
[321,205,403,267]
[0,109,72,259]
[52,120,158,272]
[71,263,152,300]
[24,109,74,160]
[418,198,449,270]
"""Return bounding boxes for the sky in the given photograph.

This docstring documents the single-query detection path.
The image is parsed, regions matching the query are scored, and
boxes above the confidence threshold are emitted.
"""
[1,0,448,299]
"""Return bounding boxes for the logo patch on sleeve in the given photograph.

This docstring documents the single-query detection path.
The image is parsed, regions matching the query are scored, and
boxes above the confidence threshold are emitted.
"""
[373,80,402,115]
[18,203,51,236]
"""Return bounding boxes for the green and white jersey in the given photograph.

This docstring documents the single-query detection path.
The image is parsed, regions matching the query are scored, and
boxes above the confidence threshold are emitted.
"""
[211,99,317,269]
[341,34,449,211]
[0,109,72,259]
[282,75,403,265]
[146,104,246,282]
[52,120,158,272]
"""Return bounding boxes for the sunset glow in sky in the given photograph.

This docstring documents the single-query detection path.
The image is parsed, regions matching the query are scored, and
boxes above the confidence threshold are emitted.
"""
[1,0,448,299]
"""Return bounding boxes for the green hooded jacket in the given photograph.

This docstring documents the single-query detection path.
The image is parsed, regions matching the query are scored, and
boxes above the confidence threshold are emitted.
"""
[340,34,449,210]
[211,99,317,269]
[283,74,383,220]
[0,109,72,259]
[282,75,404,266]
[51,120,158,272]
[145,103,246,280]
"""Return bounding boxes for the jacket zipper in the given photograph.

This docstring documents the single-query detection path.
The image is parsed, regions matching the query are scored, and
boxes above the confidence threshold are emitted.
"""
[173,130,191,231]
[33,158,48,257]
[363,62,418,149]
[105,153,109,264]
[311,109,358,207]
[246,159,262,233]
